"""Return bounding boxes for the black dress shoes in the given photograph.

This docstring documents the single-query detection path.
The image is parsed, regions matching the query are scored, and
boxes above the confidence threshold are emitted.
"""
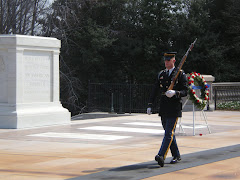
[155,155,164,167]
[170,156,181,164]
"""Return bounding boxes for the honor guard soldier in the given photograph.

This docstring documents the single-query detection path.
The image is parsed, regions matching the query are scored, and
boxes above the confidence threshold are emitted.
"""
[147,52,188,167]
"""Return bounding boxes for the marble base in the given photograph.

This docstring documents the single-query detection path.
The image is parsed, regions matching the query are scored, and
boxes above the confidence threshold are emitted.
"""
[0,103,70,129]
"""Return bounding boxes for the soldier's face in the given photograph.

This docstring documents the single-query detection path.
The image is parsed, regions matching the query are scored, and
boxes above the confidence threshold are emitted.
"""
[165,57,175,69]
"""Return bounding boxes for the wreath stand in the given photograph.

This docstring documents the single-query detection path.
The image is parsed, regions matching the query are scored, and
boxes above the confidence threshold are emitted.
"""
[178,97,211,136]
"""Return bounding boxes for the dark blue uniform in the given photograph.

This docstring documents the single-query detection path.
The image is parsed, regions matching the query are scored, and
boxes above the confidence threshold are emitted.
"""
[148,67,188,162]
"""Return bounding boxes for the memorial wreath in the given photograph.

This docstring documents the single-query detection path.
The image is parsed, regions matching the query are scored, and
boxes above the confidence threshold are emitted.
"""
[188,72,209,110]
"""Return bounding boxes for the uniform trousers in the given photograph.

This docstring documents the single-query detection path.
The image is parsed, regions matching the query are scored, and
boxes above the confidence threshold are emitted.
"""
[158,116,180,159]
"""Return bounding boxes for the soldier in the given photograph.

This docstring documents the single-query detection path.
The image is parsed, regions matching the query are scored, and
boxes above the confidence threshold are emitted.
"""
[147,52,188,167]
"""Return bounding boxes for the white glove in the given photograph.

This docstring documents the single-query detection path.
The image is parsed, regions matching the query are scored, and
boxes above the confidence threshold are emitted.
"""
[165,90,176,98]
[147,108,152,115]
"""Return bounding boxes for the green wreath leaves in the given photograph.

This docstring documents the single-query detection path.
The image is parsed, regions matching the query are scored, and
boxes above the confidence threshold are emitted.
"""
[188,72,210,110]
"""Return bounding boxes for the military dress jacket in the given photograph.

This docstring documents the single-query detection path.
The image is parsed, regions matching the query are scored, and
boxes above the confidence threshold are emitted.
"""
[148,68,188,117]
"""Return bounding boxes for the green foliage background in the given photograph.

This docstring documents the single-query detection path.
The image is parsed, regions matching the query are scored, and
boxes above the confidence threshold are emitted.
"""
[39,0,240,114]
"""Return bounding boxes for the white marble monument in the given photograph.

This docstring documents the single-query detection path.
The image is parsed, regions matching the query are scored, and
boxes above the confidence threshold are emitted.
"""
[0,35,71,128]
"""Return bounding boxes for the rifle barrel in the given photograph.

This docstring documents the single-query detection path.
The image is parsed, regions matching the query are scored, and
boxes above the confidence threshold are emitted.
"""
[167,38,197,91]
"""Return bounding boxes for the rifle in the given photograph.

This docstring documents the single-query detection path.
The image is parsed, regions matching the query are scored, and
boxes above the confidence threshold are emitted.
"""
[168,38,197,90]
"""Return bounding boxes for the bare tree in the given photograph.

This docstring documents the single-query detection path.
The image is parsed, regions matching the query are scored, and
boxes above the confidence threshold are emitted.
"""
[38,0,101,115]
[0,0,48,35]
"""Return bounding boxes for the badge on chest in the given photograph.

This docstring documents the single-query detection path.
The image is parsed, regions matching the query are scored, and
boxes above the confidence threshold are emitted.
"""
[159,76,171,89]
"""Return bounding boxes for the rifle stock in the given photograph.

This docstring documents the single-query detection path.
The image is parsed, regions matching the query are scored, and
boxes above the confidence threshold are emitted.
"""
[168,38,197,91]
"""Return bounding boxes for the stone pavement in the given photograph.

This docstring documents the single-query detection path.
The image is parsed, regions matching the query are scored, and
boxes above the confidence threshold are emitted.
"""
[0,111,239,180]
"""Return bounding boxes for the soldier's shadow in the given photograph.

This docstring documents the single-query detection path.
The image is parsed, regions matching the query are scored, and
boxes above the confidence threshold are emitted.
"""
[109,162,160,172]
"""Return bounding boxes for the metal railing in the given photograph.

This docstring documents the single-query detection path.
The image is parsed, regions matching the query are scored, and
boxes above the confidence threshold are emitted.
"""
[212,83,240,110]
[87,83,159,114]
[88,82,240,112]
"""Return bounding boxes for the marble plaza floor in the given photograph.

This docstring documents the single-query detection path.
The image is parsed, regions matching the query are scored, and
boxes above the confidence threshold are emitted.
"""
[0,111,239,180]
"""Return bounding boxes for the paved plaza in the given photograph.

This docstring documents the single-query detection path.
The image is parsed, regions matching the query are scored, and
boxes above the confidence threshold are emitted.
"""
[0,110,239,179]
